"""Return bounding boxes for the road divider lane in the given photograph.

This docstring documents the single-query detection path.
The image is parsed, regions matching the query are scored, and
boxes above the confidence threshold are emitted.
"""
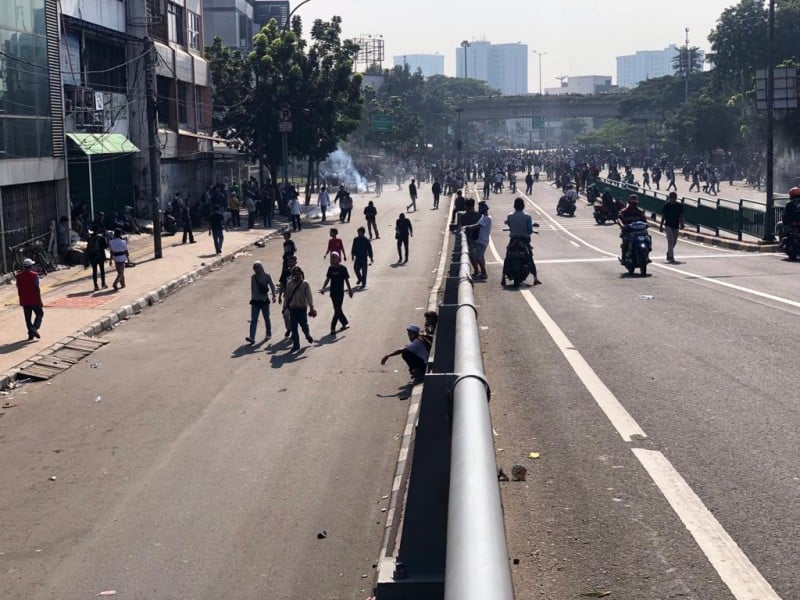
[633,449,782,600]
[519,289,646,442]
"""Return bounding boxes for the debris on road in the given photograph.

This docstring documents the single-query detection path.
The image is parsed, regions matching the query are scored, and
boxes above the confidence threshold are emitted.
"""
[49,476,57,481]
[96,591,117,597]
[317,530,328,539]
[583,591,611,598]
[95,396,102,403]
[528,451,541,459]
[638,294,655,300]
[511,464,527,481]
[497,468,509,482]
[90,363,101,368]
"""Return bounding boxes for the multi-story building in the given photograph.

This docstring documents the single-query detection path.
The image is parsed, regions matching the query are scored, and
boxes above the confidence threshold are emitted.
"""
[203,0,256,49]
[616,45,704,89]
[455,40,527,96]
[127,0,216,213]
[0,0,68,271]
[544,75,615,96]
[392,54,444,79]
[60,0,139,221]
[252,0,289,29]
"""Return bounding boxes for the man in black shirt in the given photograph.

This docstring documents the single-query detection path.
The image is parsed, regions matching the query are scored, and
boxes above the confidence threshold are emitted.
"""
[431,178,442,209]
[208,206,227,254]
[659,191,685,263]
[320,252,353,335]
[351,227,374,288]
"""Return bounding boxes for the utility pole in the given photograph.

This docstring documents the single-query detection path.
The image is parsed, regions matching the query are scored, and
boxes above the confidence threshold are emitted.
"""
[533,50,546,95]
[143,38,163,259]
[764,0,776,241]
[684,28,690,104]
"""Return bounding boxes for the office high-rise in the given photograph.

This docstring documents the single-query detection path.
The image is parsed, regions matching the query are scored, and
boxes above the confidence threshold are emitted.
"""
[252,0,289,29]
[455,41,527,95]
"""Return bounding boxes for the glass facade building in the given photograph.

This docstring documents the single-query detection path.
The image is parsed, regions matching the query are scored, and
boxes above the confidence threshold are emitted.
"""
[0,0,53,159]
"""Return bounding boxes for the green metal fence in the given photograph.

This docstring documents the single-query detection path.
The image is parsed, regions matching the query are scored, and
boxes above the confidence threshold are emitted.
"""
[590,178,785,242]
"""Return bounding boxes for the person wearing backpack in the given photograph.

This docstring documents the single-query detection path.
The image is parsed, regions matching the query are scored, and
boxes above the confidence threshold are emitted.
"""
[85,228,108,290]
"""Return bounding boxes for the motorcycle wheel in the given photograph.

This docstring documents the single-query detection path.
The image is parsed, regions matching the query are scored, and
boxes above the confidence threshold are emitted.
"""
[595,215,604,224]
[626,263,635,274]
[788,249,798,261]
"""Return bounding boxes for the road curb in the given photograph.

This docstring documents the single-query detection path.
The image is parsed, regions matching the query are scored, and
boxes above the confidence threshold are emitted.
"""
[0,222,294,391]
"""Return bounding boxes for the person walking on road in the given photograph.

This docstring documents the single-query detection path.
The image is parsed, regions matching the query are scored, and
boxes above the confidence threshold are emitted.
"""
[228,192,241,228]
[525,171,534,194]
[15,258,43,340]
[288,193,302,231]
[660,191,685,263]
[666,165,677,191]
[406,178,418,212]
[209,205,227,254]
[364,200,379,239]
[283,265,316,352]
[431,178,442,209]
[108,228,129,291]
[380,324,429,381]
[324,228,347,261]
[395,213,413,263]
[351,226,374,287]
[277,254,298,338]
[320,252,353,335]
[180,202,196,244]
[246,261,277,344]
[318,185,330,222]
[339,190,353,223]
[85,228,108,290]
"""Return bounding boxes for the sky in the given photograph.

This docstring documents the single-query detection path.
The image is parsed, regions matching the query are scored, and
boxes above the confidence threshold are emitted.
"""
[295,0,740,89]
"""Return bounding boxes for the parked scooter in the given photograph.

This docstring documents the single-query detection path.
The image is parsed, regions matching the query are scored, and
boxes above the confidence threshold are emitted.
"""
[619,221,652,276]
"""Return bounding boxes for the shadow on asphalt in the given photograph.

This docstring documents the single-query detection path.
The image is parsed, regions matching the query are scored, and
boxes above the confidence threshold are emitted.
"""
[66,289,98,298]
[376,381,415,401]
[0,338,37,354]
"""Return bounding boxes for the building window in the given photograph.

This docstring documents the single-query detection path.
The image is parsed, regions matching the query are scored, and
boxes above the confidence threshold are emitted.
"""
[177,82,188,126]
[187,11,201,51]
[156,76,171,125]
[167,2,185,46]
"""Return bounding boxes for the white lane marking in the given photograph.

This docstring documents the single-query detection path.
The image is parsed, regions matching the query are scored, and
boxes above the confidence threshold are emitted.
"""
[633,449,782,600]
[520,289,646,442]
[520,193,799,309]
[488,236,504,263]
[569,240,581,248]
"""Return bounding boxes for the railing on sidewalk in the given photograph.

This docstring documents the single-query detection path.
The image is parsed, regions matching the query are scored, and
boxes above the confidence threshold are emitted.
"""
[591,177,785,242]
[375,231,513,600]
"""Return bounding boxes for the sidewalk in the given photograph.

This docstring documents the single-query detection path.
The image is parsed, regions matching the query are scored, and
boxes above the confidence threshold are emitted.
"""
[0,211,314,390]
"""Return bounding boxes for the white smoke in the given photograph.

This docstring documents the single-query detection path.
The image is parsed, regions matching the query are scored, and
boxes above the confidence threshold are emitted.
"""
[775,148,799,190]
[319,148,368,192]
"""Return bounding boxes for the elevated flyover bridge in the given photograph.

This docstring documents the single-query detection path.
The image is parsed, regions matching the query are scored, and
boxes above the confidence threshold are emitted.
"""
[457,94,625,123]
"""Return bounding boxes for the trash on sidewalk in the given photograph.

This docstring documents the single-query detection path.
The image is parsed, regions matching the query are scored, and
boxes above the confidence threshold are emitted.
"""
[511,464,527,481]
[254,240,266,248]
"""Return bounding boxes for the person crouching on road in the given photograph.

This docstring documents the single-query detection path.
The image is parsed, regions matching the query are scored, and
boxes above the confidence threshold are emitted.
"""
[108,228,129,291]
[283,265,316,352]
[381,324,429,381]
[246,261,277,344]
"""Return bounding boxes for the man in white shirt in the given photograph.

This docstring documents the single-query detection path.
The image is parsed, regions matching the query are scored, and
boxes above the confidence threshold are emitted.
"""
[462,201,493,280]
[318,186,330,222]
[381,324,429,380]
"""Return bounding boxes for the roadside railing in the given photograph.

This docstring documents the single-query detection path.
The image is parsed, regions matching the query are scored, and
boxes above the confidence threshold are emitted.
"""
[375,231,513,600]
[591,177,785,242]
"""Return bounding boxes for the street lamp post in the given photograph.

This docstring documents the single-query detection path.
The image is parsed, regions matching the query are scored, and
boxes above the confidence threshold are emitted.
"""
[456,108,463,167]
[764,0,776,241]
[532,50,546,95]
[461,40,470,78]
[283,0,314,30]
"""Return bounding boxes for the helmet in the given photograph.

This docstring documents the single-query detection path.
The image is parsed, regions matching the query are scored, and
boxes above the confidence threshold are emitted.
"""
[628,194,639,203]
[790,187,800,199]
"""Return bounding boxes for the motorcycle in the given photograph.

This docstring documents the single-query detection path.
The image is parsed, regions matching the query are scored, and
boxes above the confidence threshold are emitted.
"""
[557,195,576,217]
[619,221,651,276]
[593,199,623,224]
[780,221,800,261]
[501,227,539,287]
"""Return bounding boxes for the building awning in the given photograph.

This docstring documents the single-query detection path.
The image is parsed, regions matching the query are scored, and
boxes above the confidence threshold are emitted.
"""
[66,133,140,155]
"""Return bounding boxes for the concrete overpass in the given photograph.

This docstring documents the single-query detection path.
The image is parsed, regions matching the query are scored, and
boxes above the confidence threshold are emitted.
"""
[457,94,623,122]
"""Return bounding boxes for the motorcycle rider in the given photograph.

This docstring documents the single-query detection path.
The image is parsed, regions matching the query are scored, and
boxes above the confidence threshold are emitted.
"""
[505,197,542,285]
[781,187,800,229]
[617,194,647,259]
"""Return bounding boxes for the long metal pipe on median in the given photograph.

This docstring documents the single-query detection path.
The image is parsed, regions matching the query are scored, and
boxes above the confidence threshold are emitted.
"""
[444,232,514,600]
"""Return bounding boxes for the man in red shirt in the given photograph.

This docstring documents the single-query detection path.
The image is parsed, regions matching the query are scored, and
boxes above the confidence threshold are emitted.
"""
[15,258,43,340]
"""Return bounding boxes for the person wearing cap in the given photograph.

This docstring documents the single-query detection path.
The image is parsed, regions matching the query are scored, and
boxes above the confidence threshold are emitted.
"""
[659,191,685,263]
[320,251,353,335]
[15,258,43,340]
[617,194,647,259]
[380,324,429,380]
[461,201,493,280]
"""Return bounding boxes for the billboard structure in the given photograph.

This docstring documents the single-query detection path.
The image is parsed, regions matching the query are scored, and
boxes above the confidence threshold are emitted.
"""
[354,34,385,71]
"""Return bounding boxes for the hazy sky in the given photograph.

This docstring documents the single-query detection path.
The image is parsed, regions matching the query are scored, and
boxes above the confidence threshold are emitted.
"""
[297,0,740,88]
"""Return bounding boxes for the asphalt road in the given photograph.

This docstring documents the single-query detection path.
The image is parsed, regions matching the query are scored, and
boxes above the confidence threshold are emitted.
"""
[479,181,800,599]
[0,184,448,600]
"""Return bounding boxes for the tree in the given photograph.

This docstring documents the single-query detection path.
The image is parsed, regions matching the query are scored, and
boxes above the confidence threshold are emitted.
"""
[206,15,363,207]
[707,0,768,94]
